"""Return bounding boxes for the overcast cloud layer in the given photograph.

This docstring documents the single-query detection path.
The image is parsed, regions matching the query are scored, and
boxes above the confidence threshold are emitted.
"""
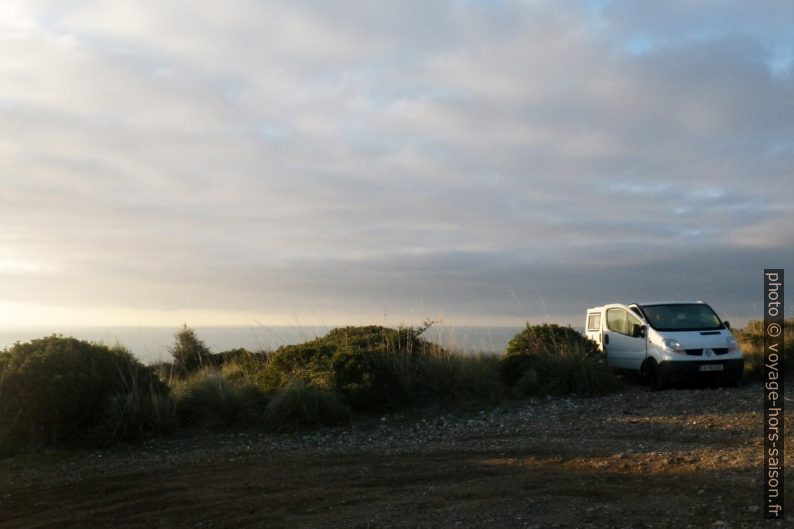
[1,1,792,327]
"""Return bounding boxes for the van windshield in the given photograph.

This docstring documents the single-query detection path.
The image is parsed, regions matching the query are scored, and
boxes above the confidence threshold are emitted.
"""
[639,303,724,332]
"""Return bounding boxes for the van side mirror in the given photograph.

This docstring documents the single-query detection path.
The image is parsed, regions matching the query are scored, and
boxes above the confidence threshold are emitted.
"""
[723,321,731,330]
[632,324,646,338]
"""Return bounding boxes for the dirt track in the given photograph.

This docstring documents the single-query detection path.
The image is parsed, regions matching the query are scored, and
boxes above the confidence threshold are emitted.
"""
[1,382,791,529]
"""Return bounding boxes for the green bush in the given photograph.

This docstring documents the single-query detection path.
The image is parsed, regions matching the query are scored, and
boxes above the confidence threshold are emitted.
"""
[219,352,271,387]
[501,323,620,397]
[0,336,169,451]
[328,325,441,411]
[170,325,213,377]
[331,346,420,411]
[500,323,601,385]
[323,325,432,353]
[258,325,439,412]
[252,324,510,412]
[175,372,266,430]
[215,347,254,364]
[262,341,335,389]
[263,379,351,431]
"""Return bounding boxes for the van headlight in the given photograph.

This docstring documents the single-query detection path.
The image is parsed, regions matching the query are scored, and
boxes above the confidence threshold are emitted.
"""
[727,336,740,353]
[662,338,686,354]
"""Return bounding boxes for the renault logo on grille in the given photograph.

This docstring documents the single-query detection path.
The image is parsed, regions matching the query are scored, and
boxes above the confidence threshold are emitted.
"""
[704,348,714,357]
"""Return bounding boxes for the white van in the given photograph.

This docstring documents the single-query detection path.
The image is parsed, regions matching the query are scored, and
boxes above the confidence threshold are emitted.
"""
[585,301,744,389]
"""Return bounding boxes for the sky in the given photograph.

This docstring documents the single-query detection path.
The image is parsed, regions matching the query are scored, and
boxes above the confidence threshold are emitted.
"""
[1,0,792,329]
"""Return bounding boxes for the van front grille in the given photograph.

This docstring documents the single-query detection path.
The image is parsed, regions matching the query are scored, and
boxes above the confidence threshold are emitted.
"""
[685,348,729,356]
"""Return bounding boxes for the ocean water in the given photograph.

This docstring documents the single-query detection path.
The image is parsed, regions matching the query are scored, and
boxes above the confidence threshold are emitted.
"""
[0,325,527,365]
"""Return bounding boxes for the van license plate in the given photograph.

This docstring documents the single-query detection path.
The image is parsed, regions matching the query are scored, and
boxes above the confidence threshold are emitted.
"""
[700,364,723,372]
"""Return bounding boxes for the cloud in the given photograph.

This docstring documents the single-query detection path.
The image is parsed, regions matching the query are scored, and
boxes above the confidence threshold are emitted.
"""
[0,0,792,326]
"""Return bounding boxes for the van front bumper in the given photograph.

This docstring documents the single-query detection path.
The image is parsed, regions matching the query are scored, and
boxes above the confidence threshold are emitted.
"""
[657,358,744,382]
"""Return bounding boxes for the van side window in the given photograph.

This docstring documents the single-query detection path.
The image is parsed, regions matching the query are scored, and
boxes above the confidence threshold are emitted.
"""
[606,308,627,334]
[627,311,641,334]
[606,308,642,336]
[587,313,600,331]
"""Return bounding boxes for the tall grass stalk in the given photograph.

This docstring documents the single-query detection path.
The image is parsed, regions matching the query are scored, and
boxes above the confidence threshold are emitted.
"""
[175,370,266,430]
[418,350,504,402]
[263,379,351,432]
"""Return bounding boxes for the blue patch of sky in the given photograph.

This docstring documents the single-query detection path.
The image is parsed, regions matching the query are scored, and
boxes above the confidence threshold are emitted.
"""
[257,123,291,142]
[589,0,615,8]
[764,140,794,160]
[219,76,249,104]
[677,228,706,238]
[411,136,452,163]
[305,55,469,111]
[766,45,793,77]
[609,181,673,196]
[582,0,615,31]
[461,0,507,6]
[622,26,725,57]
[625,35,653,56]
[685,188,726,201]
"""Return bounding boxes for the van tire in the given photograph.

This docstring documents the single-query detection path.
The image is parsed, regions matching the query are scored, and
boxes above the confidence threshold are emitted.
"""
[644,361,667,391]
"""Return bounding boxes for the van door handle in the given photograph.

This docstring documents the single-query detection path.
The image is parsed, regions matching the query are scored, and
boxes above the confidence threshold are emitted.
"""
[604,334,609,345]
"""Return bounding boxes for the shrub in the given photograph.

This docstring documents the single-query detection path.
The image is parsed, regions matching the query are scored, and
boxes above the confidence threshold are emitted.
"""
[0,359,15,455]
[323,325,433,353]
[500,323,600,385]
[220,352,271,387]
[263,379,351,431]
[170,325,212,377]
[216,347,253,364]
[331,346,419,411]
[416,351,504,402]
[101,387,178,441]
[262,341,335,390]
[0,336,168,451]
[513,353,623,397]
[259,324,439,412]
[175,372,266,430]
[501,323,620,397]
[736,318,794,379]
[258,323,509,411]
[328,325,439,411]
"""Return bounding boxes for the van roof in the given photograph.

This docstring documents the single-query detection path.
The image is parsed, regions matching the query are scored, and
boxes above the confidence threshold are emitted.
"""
[588,301,706,312]
[631,300,705,306]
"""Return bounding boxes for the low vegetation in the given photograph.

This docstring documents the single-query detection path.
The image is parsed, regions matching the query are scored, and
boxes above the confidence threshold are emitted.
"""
[735,317,794,379]
[0,336,170,454]
[168,324,214,378]
[174,372,266,430]
[260,324,506,412]
[263,379,351,431]
[499,323,618,397]
[511,353,623,397]
[22,317,792,455]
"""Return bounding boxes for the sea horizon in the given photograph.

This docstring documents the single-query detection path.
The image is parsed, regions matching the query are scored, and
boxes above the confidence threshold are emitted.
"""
[0,324,536,365]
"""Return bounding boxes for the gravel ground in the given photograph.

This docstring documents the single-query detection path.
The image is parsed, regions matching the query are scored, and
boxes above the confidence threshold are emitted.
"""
[1,381,791,529]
